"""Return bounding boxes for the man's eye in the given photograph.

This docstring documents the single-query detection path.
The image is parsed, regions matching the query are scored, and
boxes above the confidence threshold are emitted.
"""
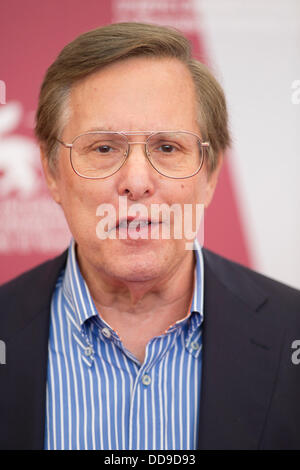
[95,145,113,153]
[158,144,176,153]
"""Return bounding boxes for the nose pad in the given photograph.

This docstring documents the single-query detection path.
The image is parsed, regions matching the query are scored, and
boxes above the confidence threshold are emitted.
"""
[118,142,155,199]
[123,141,150,168]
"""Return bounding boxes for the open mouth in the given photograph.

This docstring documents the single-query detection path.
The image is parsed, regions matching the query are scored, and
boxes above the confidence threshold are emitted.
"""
[115,217,161,235]
[118,219,154,230]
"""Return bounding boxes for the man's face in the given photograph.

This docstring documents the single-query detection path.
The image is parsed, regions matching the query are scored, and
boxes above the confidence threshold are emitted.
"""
[42,56,221,284]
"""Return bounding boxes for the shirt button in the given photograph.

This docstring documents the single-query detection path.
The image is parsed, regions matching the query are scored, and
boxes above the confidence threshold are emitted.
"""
[142,374,151,386]
[85,346,93,356]
[191,340,199,351]
[102,327,111,339]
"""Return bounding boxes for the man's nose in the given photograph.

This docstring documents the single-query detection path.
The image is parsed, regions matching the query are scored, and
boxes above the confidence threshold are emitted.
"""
[117,142,155,200]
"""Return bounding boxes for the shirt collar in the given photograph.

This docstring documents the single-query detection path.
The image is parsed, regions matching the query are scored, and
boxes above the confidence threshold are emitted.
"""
[62,240,99,327]
[62,238,204,332]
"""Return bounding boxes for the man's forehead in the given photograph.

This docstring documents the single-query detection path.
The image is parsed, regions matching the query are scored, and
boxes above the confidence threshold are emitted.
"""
[70,56,194,99]
[66,57,198,135]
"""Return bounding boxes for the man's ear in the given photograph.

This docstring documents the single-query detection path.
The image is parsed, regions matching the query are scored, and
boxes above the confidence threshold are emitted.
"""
[204,153,223,208]
[40,145,61,205]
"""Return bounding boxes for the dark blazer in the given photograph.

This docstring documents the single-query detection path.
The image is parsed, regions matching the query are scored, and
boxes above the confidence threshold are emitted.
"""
[0,248,300,450]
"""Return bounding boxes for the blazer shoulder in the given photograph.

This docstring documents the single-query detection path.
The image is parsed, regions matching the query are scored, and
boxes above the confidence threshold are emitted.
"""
[0,250,68,338]
[202,247,300,317]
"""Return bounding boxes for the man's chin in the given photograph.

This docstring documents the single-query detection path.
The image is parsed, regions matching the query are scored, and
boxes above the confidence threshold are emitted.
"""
[106,259,165,284]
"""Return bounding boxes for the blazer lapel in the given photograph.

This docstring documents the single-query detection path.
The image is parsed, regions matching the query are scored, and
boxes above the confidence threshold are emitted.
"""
[0,251,67,450]
[198,250,285,449]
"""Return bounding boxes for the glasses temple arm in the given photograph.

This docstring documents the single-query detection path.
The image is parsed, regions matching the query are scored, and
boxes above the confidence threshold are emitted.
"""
[56,138,72,148]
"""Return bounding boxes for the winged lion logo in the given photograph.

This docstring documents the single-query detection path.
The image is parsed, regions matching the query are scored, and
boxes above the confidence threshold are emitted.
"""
[0,102,40,198]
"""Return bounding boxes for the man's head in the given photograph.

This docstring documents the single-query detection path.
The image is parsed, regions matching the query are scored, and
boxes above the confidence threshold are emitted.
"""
[35,22,231,286]
[35,22,230,175]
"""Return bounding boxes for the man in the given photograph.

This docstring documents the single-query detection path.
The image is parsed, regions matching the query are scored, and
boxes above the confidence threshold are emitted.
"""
[0,22,300,450]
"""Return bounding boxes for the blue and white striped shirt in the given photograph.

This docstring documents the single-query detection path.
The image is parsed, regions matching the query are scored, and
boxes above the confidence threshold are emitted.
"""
[44,239,204,450]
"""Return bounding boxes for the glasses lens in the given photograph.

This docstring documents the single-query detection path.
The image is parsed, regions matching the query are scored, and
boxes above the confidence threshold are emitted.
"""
[147,132,203,178]
[71,133,128,178]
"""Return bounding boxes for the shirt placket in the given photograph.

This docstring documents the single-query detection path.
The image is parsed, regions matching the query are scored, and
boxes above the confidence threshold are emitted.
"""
[127,327,182,450]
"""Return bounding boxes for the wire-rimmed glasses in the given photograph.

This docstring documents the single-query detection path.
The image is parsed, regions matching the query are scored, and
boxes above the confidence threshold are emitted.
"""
[56,130,209,179]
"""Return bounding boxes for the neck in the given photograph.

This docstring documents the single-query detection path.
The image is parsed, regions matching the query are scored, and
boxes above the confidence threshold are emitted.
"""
[76,245,196,354]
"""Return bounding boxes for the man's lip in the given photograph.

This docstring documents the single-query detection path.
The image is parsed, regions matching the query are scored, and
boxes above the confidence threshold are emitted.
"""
[115,216,161,228]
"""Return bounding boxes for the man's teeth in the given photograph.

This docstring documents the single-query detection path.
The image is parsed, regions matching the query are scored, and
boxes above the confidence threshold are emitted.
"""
[119,220,150,228]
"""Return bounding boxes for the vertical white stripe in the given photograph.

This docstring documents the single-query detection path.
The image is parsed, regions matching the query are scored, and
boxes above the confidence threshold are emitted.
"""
[178,333,185,450]
[100,341,112,450]
[194,353,199,448]
[71,255,89,321]
[106,342,119,450]
[144,388,148,450]
[149,339,164,448]
[136,380,141,450]
[45,383,50,449]
[170,340,178,450]
[88,367,96,450]
[57,290,73,449]
[128,361,140,450]
[124,350,137,449]
[157,352,166,450]
[93,342,104,449]
[48,343,56,449]
[150,369,157,450]
[51,291,67,449]
[111,343,126,449]
[66,314,80,449]
[76,346,88,449]
[185,348,193,448]
[52,292,65,449]
[163,350,169,450]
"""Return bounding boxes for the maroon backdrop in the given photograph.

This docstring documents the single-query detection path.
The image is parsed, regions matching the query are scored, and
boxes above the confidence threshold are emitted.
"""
[0,0,251,285]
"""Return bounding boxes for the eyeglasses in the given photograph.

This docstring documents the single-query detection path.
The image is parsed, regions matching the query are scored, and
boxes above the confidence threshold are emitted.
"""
[57,130,209,179]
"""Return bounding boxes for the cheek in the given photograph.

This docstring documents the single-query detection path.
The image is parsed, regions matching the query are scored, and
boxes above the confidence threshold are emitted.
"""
[57,165,96,209]
[176,177,207,205]
[56,175,98,235]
